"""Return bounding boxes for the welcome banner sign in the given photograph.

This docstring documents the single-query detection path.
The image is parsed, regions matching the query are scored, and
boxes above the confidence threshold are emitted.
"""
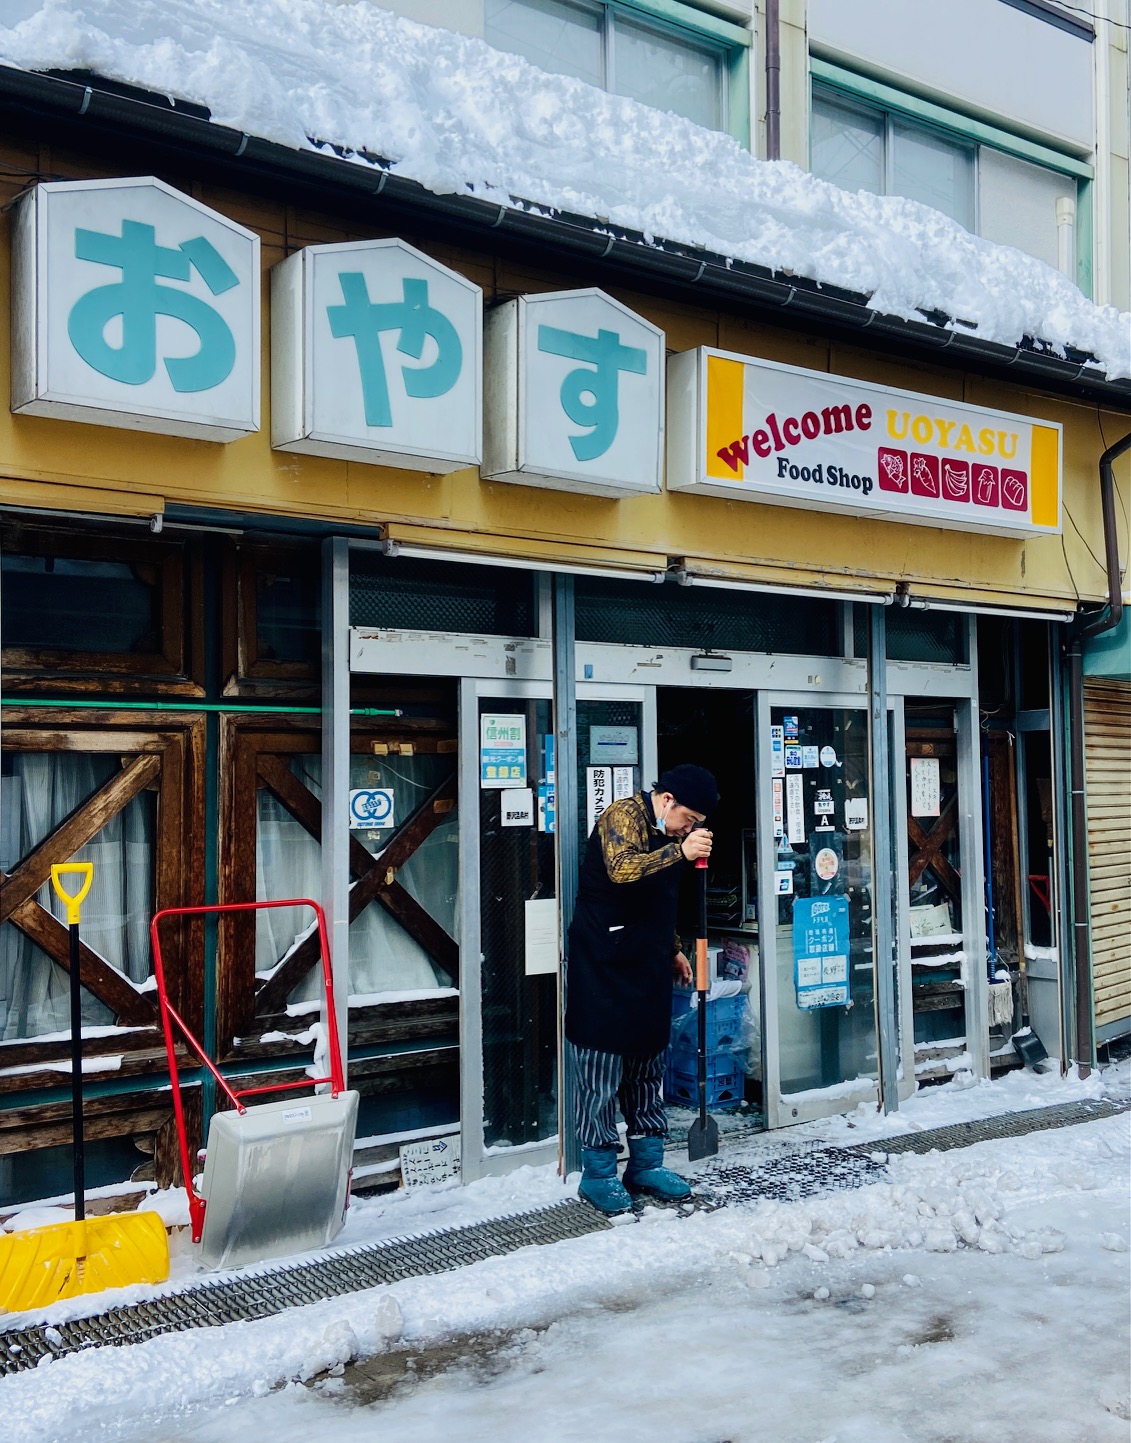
[667,348,1061,538]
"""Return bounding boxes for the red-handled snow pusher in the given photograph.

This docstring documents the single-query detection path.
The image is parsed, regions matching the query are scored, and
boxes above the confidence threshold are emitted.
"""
[151,899,358,1271]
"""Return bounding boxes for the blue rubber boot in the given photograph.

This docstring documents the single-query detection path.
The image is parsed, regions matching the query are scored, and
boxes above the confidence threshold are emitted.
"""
[578,1146,633,1215]
[623,1135,692,1201]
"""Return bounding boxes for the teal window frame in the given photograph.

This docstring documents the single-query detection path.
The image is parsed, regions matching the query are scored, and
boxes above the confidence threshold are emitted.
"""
[486,0,751,145]
[810,57,1094,296]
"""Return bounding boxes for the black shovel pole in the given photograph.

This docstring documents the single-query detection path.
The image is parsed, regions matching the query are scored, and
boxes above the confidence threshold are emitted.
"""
[687,856,719,1161]
[69,917,85,1224]
[51,863,94,1226]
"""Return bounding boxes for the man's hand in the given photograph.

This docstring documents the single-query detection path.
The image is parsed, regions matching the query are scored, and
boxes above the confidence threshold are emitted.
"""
[680,828,713,862]
[672,951,693,986]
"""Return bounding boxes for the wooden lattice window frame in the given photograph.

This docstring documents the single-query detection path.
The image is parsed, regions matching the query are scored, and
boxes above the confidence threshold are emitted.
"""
[217,716,459,1060]
[1,522,204,696]
[0,710,205,1088]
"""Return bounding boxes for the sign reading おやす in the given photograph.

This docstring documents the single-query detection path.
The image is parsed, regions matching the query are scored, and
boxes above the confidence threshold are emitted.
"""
[271,238,481,471]
[483,288,665,497]
[11,177,259,440]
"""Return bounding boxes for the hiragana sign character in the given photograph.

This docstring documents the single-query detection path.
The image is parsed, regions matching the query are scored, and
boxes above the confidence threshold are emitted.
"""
[326,274,462,428]
[536,324,648,462]
[67,220,239,392]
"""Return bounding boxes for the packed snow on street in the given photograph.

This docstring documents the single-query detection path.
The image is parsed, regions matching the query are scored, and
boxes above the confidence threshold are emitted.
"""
[2,1060,1128,1443]
[0,0,1128,377]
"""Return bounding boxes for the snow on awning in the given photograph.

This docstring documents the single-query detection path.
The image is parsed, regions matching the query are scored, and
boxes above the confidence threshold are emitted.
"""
[0,0,1128,379]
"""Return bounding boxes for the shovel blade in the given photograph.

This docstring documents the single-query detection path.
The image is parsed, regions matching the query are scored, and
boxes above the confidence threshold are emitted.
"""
[0,1211,169,1313]
[687,1115,719,1161]
[1012,1029,1049,1069]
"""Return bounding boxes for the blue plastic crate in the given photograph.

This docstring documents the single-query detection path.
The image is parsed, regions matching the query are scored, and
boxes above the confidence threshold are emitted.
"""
[669,989,746,1052]
[664,1052,744,1110]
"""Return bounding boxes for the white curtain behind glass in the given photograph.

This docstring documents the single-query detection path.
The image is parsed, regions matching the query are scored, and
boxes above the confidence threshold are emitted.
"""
[254,755,456,1004]
[0,754,153,1041]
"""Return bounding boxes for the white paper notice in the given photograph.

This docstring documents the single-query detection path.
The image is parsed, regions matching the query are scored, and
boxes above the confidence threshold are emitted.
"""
[910,757,941,817]
[612,766,634,801]
[786,773,806,844]
[587,767,611,835]
[500,788,534,827]
[400,1135,461,1188]
[524,897,560,976]
[845,797,869,831]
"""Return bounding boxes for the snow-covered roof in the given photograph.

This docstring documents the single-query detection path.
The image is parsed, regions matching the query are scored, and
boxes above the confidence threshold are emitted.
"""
[1,0,1128,380]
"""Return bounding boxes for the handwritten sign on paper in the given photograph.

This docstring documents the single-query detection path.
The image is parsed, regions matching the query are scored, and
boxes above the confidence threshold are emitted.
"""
[400,1134,461,1188]
[910,756,941,817]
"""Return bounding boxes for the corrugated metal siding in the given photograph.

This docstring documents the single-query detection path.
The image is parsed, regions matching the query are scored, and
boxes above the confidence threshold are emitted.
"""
[1084,679,1131,1035]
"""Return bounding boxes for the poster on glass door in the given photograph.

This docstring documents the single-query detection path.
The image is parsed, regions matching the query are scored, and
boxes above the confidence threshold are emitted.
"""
[586,765,634,835]
[792,895,850,1009]
[480,713,527,787]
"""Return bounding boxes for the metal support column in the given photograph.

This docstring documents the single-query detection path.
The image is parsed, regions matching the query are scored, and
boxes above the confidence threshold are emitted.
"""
[957,617,989,1079]
[868,603,899,1113]
[552,573,580,1177]
[321,536,351,1087]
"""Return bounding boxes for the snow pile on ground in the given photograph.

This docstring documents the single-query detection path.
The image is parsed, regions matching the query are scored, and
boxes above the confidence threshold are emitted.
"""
[0,0,1127,376]
[3,1111,1128,1443]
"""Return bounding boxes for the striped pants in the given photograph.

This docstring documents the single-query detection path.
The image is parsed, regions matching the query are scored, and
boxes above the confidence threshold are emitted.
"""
[569,1042,668,1150]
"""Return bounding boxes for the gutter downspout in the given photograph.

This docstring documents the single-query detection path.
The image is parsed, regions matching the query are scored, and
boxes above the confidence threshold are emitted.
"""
[765,0,781,161]
[1065,430,1130,1078]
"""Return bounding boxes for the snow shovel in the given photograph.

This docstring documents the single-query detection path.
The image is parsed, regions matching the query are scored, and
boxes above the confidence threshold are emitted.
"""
[0,864,169,1313]
[687,854,719,1162]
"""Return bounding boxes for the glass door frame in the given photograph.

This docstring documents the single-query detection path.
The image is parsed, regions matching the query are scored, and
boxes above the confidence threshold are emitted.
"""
[457,676,656,1182]
[756,688,913,1129]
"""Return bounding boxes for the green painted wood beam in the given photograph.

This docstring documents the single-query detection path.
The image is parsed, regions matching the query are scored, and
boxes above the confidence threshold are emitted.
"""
[615,0,751,46]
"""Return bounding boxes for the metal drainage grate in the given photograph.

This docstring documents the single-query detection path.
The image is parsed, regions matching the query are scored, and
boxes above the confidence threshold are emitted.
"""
[861,1096,1130,1157]
[696,1145,889,1207]
[0,1199,608,1377]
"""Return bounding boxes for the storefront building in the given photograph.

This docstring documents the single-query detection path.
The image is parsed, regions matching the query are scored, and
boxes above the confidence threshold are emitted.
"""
[0,68,1127,1209]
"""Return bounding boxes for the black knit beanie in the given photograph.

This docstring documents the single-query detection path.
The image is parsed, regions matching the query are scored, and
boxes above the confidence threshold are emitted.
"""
[654,764,719,815]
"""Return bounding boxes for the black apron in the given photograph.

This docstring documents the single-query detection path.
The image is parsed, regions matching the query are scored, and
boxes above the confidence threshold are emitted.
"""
[565,794,683,1056]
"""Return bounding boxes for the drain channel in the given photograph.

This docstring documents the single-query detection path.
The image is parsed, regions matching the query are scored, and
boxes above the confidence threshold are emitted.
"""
[861,1096,1129,1156]
[0,1198,608,1377]
[2,1096,1125,1376]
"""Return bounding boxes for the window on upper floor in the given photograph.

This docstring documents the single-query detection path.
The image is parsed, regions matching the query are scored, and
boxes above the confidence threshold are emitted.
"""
[810,82,1081,280]
[485,0,729,133]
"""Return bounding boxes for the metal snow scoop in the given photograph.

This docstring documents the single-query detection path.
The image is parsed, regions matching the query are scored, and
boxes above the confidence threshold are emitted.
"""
[152,898,358,1271]
[687,853,720,1162]
[0,864,169,1313]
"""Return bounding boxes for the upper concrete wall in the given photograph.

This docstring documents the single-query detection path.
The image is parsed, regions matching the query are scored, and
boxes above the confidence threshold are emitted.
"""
[809,0,1094,150]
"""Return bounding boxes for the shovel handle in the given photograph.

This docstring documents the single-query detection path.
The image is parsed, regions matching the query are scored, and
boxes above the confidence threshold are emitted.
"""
[695,936,710,991]
[51,862,94,925]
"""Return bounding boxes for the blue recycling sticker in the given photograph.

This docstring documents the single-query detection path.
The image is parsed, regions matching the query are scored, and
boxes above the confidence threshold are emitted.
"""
[349,788,394,829]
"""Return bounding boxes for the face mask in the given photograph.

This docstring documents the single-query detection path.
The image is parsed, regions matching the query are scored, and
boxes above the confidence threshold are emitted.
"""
[655,801,672,833]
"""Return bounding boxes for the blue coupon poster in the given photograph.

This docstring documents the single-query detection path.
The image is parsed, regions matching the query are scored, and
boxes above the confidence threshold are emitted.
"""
[792,895,850,1009]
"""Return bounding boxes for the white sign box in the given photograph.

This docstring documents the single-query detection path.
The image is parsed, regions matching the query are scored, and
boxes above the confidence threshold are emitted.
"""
[483,288,664,497]
[272,238,481,471]
[667,347,1061,538]
[11,177,259,440]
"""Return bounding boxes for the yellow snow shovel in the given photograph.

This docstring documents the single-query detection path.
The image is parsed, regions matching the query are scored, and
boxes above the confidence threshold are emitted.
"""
[0,863,169,1313]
